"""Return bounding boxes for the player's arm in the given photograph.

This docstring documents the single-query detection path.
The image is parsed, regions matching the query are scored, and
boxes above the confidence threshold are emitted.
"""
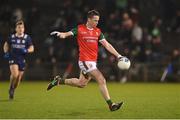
[27,45,34,53]
[100,40,122,58]
[50,31,73,39]
[23,36,34,54]
[3,41,9,53]
[3,41,10,59]
[99,33,122,58]
[50,27,77,39]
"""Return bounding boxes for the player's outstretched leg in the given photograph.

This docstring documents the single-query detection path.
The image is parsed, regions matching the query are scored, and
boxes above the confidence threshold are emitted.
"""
[109,102,123,111]
[47,75,64,91]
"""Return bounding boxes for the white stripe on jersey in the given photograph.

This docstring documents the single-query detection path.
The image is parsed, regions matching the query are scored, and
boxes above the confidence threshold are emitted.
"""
[12,34,15,38]
[24,34,28,39]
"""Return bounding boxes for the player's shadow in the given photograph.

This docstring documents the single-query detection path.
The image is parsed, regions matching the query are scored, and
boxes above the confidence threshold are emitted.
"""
[0,99,15,102]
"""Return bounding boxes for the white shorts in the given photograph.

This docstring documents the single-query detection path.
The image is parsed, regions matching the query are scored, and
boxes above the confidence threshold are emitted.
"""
[78,61,97,74]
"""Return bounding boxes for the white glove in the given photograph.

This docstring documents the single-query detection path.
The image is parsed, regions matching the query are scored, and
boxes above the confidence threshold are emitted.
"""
[50,31,60,36]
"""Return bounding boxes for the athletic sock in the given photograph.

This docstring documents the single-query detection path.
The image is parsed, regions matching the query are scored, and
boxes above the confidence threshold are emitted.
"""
[106,99,113,106]
[59,78,65,84]
[10,83,14,90]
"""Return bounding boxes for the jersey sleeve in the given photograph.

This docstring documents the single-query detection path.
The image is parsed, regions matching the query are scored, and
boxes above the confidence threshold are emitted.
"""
[99,32,106,42]
[26,36,33,47]
[70,27,78,36]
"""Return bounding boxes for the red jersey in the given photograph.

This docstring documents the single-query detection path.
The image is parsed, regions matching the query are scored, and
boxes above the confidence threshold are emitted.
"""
[71,24,105,61]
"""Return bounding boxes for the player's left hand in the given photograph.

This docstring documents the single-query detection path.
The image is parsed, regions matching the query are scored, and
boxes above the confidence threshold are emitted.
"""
[4,52,10,60]
[20,48,28,54]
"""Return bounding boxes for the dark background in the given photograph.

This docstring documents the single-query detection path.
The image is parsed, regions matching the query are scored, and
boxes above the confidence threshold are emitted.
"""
[0,0,180,82]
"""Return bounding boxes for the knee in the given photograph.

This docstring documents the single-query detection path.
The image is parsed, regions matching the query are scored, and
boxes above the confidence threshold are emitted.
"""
[77,80,88,88]
[97,77,106,85]
[11,73,19,79]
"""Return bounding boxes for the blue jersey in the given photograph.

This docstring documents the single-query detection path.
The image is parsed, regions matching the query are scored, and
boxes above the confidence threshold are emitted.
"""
[7,34,33,60]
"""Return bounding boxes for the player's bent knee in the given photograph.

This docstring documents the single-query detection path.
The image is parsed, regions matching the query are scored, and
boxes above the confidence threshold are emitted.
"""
[98,78,106,85]
[78,82,87,88]
[11,73,19,79]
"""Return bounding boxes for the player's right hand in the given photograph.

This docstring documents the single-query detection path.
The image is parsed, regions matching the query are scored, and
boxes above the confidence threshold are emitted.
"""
[50,31,61,37]
[50,31,66,38]
[4,52,10,60]
[117,55,124,61]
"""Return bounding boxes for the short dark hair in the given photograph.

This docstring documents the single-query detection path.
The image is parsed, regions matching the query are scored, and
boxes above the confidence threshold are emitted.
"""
[15,20,24,27]
[87,10,100,18]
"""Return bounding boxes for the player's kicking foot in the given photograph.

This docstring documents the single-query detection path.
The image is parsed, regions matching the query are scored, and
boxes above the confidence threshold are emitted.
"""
[109,102,123,111]
[47,75,62,91]
[9,88,14,100]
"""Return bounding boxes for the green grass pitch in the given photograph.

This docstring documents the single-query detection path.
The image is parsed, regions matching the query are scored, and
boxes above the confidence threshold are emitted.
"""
[0,81,180,119]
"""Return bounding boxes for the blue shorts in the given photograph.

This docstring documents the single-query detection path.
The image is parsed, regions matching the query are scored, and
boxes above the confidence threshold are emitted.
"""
[9,59,26,71]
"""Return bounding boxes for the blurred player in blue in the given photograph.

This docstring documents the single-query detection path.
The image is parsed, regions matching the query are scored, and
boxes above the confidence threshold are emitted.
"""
[3,20,34,99]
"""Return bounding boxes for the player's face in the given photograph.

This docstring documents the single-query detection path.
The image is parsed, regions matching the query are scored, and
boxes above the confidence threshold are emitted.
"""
[15,24,25,35]
[88,15,99,28]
